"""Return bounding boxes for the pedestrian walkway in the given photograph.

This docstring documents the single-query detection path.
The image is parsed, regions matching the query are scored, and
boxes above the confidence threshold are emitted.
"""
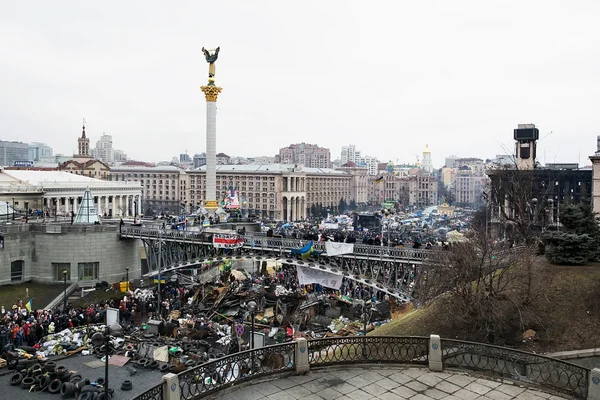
[213,367,571,400]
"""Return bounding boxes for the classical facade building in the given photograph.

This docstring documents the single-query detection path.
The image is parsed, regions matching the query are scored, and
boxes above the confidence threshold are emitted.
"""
[187,164,350,220]
[59,124,111,180]
[337,162,369,204]
[278,143,331,169]
[0,169,141,217]
[110,165,187,215]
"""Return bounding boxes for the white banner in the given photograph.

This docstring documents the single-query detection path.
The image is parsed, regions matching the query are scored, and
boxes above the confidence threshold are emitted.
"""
[296,265,343,290]
[325,242,355,257]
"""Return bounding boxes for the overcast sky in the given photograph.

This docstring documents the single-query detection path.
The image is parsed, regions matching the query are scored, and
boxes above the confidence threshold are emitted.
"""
[1,1,599,167]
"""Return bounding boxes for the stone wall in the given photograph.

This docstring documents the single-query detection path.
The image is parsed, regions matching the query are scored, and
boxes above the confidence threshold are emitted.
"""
[0,223,141,286]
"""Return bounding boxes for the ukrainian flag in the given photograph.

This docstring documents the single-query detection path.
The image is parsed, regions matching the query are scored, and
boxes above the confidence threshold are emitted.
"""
[375,175,384,184]
[300,241,314,259]
[25,297,34,312]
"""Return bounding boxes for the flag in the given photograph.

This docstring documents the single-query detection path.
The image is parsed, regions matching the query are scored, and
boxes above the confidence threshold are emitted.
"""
[375,175,384,184]
[292,241,314,259]
[25,298,34,312]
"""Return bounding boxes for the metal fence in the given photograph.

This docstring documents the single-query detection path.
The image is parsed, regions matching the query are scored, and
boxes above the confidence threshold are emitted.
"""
[132,382,164,400]
[308,336,429,366]
[178,342,296,400]
[441,339,589,399]
[132,336,591,400]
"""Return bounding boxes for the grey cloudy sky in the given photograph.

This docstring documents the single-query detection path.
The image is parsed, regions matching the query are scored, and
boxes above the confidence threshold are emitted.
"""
[1,1,599,167]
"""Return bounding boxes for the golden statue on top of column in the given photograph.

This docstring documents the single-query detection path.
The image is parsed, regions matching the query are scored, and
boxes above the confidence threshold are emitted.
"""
[202,47,220,85]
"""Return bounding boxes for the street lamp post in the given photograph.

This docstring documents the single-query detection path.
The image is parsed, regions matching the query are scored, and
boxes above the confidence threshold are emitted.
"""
[63,270,68,312]
[12,198,15,220]
[157,228,163,319]
[247,300,257,373]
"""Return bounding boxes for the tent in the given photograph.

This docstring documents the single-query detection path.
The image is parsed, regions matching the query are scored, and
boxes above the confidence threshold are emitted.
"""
[446,230,466,243]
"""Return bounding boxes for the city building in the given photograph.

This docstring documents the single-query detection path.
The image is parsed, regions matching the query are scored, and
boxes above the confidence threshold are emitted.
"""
[193,153,207,168]
[110,165,187,215]
[94,133,114,164]
[453,167,487,207]
[59,124,111,180]
[444,155,459,168]
[216,152,231,165]
[28,142,53,162]
[337,162,369,204]
[0,141,29,166]
[488,124,592,236]
[278,143,331,169]
[113,149,127,162]
[341,145,361,165]
[180,153,191,163]
[188,164,350,220]
[0,169,142,217]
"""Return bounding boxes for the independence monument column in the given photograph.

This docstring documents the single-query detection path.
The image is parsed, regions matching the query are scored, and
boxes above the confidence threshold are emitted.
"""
[200,46,222,214]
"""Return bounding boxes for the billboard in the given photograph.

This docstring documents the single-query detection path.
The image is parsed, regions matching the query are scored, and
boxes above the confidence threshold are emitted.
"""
[14,160,34,167]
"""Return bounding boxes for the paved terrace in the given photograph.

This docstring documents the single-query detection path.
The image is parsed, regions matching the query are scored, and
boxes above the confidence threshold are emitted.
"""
[212,367,571,400]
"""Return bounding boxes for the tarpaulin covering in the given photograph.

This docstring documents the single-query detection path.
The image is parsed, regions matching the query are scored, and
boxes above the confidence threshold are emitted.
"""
[325,242,355,257]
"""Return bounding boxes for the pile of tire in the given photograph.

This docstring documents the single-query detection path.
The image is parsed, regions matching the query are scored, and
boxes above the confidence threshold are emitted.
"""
[7,361,113,399]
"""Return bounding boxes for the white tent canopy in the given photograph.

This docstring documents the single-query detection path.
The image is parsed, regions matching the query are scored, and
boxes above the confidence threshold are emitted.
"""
[73,188,101,224]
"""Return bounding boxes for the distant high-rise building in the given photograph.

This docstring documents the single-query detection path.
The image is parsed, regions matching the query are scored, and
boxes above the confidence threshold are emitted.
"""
[444,155,458,168]
[114,149,128,162]
[0,141,29,166]
[278,143,331,168]
[358,155,379,176]
[180,153,191,163]
[421,144,433,173]
[28,142,53,162]
[341,144,361,165]
[193,153,206,168]
[95,133,114,163]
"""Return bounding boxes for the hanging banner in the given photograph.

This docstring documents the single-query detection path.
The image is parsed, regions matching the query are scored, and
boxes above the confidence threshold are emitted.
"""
[296,265,343,290]
[325,242,355,257]
[213,235,244,249]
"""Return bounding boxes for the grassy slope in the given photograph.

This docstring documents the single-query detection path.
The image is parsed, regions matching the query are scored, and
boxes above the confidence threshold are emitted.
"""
[0,282,66,310]
[372,257,600,353]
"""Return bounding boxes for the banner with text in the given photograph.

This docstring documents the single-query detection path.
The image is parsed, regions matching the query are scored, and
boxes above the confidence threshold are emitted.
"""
[213,235,245,249]
[296,265,343,290]
[325,242,355,257]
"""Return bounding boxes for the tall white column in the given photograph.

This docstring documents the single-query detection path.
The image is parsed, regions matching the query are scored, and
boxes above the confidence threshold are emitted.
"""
[201,85,222,213]
[118,196,122,216]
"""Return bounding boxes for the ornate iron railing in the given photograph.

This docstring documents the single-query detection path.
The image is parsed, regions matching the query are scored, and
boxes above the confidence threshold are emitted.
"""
[132,381,164,400]
[307,336,429,366]
[178,342,296,400]
[441,339,589,399]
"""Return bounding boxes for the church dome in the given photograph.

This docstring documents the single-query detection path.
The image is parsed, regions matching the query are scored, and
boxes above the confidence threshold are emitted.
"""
[423,144,431,154]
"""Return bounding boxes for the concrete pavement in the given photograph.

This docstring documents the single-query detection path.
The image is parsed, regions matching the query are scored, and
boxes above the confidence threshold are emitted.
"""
[212,367,572,400]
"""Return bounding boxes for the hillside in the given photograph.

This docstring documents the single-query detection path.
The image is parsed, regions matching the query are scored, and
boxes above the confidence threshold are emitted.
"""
[373,258,600,353]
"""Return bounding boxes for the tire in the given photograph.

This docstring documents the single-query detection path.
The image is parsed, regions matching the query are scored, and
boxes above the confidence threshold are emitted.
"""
[125,345,135,351]
[10,373,23,386]
[69,374,83,383]
[121,380,133,391]
[44,361,56,373]
[98,392,112,400]
[48,379,62,394]
[159,364,169,373]
[8,359,18,370]
[148,360,159,369]
[80,384,98,393]
[21,376,35,389]
[39,375,52,389]
[19,346,37,354]
[78,392,95,400]
[60,372,73,382]
[96,377,105,386]
[75,379,92,392]
[54,365,68,375]
[60,381,75,397]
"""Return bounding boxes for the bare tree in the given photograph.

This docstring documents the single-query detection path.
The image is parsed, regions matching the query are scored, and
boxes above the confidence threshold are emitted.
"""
[415,222,545,343]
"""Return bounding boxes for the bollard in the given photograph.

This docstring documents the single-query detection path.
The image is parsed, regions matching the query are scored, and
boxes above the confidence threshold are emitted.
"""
[429,334,443,372]
[589,368,600,400]
[163,373,180,400]
[295,338,309,374]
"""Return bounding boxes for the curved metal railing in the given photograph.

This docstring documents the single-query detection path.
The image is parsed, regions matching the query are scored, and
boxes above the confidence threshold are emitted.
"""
[177,342,296,400]
[307,336,429,366]
[441,339,589,398]
[134,335,591,399]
